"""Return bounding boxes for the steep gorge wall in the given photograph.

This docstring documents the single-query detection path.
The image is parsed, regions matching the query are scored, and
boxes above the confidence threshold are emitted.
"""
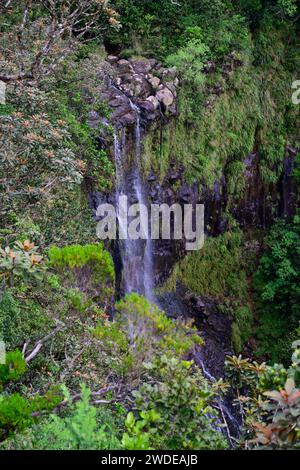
[89,24,299,367]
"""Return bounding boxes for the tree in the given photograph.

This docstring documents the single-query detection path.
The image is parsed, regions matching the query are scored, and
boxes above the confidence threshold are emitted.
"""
[0,0,120,83]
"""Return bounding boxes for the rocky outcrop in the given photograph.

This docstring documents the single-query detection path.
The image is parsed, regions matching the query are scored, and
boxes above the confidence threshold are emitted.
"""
[90,56,179,130]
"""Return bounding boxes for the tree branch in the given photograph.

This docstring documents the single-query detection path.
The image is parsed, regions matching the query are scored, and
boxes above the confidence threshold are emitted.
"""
[24,320,65,363]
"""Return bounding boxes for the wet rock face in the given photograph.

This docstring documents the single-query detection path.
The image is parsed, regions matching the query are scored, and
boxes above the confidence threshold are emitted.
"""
[147,164,199,285]
[92,56,179,129]
[158,284,233,378]
[200,145,299,235]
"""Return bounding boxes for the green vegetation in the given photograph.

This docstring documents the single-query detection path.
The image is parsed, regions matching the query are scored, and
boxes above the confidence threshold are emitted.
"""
[142,19,299,188]
[254,214,300,363]
[1,385,122,450]
[163,230,246,298]
[225,339,300,449]
[48,244,115,282]
[132,355,227,449]
[161,229,253,352]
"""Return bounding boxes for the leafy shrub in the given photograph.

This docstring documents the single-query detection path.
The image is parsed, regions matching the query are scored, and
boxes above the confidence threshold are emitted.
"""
[0,394,32,436]
[167,38,209,86]
[92,293,202,379]
[122,410,160,450]
[0,103,82,216]
[254,214,300,362]
[226,339,300,449]
[48,244,115,283]
[0,350,27,386]
[0,240,45,287]
[1,384,122,450]
[0,292,21,347]
[0,291,51,351]
[132,355,227,450]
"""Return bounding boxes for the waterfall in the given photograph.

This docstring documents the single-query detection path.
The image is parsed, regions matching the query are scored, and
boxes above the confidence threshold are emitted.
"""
[195,350,241,444]
[112,98,240,446]
[114,103,155,302]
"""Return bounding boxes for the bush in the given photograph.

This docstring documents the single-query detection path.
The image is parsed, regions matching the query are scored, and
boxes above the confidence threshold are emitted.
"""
[226,339,300,449]
[0,394,32,436]
[0,240,45,287]
[254,214,300,362]
[0,350,27,386]
[92,293,202,379]
[1,384,122,450]
[166,38,209,86]
[132,355,227,450]
[48,244,115,283]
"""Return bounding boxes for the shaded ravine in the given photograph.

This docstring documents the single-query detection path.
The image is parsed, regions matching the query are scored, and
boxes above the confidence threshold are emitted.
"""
[92,58,298,443]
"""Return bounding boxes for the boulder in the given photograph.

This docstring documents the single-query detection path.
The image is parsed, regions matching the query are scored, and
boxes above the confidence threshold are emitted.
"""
[146,95,160,110]
[166,82,177,98]
[117,59,133,74]
[137,100,159,121]
[148,76,161,90]
[108,96,127,108]
[106,55,118,65]
[119,112,136,126]
[132,60,152,74]
[119,84,134,97]
[162,66,177,78]
[156,87,174,108]
[148,58,157,68]
[131,75,152,98]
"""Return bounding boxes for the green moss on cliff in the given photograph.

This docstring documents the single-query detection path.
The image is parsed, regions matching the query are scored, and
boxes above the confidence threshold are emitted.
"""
[141,21,299,194]
[160,229,253,353]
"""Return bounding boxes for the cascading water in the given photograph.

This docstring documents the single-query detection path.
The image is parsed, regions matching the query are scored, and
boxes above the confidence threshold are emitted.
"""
[111,88,240,445]
[114,102,155,302]
[195,351,241,445]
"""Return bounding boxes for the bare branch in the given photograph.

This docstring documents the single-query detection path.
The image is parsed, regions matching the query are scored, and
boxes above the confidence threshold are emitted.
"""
[25,320,65,363]
[0,0,117,83]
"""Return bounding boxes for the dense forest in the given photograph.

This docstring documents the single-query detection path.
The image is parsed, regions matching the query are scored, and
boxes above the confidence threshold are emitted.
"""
[0,0,300,452]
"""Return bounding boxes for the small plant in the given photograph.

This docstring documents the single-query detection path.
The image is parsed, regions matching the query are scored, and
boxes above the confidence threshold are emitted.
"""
[92,293,203,380]
[250,378,300,449]
[0,350,27,386]
[48,244,115,283]
[0,394,32,436]
[122,410,160,450]
[0,240,45,286]
[1,384,122,450]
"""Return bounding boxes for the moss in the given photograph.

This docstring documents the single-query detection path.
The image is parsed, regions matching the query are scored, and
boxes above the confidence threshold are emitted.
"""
[226,161,246,197]
[161,230,254,351]
[141,23,299,191]
[231,322,243,354]
[48,243,115,284]
[162,231,247,299]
